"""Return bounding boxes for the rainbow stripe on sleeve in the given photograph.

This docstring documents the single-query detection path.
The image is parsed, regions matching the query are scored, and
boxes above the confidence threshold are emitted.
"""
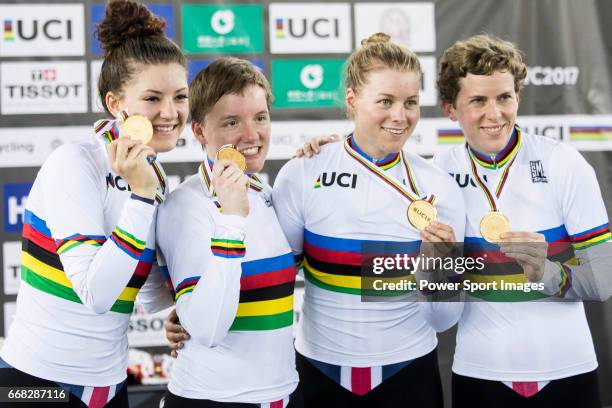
[56,234,106,254]
[570,223,611,250]
[174,276,200,301]
[21,209,152,314]
[110,227,146,259]
[211,238,246,258]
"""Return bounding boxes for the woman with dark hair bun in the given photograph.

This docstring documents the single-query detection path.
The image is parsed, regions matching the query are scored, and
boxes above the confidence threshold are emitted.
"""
[0,0,187,406]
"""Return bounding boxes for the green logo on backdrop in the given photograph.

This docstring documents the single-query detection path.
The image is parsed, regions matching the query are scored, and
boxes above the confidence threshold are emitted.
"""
[182,5,263,54]
[272,59,345,108]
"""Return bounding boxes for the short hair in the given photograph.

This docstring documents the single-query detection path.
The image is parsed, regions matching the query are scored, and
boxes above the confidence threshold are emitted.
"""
[345,32,421,95]
[189,57,273,124]
[437,34,527,106]
[96,0,186,116]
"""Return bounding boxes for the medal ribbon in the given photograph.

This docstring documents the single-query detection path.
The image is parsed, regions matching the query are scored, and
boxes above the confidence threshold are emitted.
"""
[466,126,522,212]
[343,136,436,205]
[94,110,167,203]
[198,159,264,211]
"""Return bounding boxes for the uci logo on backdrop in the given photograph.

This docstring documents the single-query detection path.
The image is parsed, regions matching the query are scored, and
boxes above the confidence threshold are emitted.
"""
[269,3,351,53]
[0,4,84,57]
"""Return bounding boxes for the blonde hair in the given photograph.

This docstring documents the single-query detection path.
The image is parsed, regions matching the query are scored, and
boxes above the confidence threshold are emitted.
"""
[438,34,527,106]
[345,32,421,94]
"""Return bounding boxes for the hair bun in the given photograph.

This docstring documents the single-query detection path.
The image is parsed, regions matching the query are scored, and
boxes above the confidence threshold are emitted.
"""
[361,32,391,47]
[96,0,166,55]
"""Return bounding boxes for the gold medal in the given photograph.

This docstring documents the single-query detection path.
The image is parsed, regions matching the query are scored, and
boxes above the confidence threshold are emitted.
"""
[407,200,437,231]
[480,211,510,242]
[216,144,246,172]
[121,115,153,144]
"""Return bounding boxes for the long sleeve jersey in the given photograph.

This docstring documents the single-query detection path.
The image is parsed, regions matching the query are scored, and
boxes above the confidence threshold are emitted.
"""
[1,135,173,386]
[272,138,465,368]
[156,161,298,403]
[433,129,611,381]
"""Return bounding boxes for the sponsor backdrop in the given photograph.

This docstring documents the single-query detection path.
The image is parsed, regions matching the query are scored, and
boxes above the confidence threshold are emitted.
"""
[1,0,612,405]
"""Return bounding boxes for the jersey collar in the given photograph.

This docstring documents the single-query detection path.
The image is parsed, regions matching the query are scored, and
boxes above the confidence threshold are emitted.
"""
[467,125,522,170]
[348,134,401,170]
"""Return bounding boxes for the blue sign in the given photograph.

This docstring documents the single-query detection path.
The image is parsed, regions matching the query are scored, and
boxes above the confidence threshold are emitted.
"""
[90,4,175,55]
[188,59,264,84]
[3,183,32,233]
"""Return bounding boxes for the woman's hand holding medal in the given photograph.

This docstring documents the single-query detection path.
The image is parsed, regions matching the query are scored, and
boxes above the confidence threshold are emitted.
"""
[499,231,548,282]
[212,146,250,218]
[108,134,158,200]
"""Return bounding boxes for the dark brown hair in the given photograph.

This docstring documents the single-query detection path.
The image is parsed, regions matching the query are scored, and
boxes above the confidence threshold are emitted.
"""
[96,0,186,115]
[438,34,527,106]
[189,57,273,124]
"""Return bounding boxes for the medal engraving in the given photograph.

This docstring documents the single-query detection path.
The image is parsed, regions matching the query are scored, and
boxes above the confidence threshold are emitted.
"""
[407,200,437,231]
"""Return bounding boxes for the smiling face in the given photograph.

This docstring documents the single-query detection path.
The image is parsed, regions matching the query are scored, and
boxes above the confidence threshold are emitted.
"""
[194,84,270,173]
[444,70,519,155]
[106,63,189,153]
[346,68,420,160]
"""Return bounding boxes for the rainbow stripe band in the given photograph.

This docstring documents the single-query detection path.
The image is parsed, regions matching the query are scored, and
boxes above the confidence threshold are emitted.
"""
[230,253,297,331]
[302,229,420,296]
[211,238,246,258]
[110,227,146,260]
[151,161,167,204]
[94,119,121,144]
[248,174,264,192]
[170,255,296,331]
[557,264,573,297]
[569,126,612,141]
[21,210,152,314]
[175,276,200,301]
[294,254,304,269]
[401,154,419,196]
[56,234,106,254]
[570,223,612,250]
[3,20,14,41]
[347,136,401,170]
[438,129,465,144]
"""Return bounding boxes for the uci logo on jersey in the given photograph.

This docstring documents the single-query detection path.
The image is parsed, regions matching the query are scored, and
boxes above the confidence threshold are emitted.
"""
[314,172,357,189]
[450,173,488,189]
[106,173,131,192]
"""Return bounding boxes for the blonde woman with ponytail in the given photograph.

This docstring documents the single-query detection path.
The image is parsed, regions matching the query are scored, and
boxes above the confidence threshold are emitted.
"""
[272,33,465,407]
